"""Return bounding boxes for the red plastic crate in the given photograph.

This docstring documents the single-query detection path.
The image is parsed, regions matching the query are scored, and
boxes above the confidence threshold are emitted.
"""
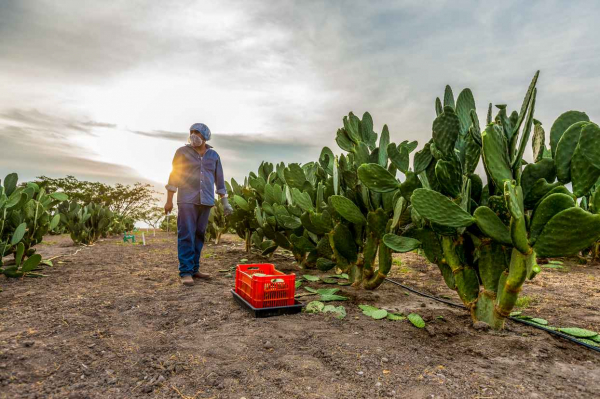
[235,264,296,308]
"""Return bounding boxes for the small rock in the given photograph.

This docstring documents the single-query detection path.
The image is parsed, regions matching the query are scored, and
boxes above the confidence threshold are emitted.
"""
[335,370,341,376]
[22,341,35,347]
[357,371,364,376]
[473,321,490,331]
[425,325,436,336]
[142,385,153,393]
[381,357,389,363]
[375,382,382,388]
[263,341,273,349]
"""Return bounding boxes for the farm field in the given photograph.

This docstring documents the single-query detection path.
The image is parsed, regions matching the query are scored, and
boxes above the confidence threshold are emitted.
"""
[1,232,599,399]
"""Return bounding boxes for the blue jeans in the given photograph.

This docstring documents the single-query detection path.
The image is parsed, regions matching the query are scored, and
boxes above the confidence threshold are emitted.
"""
[177,204,212,277]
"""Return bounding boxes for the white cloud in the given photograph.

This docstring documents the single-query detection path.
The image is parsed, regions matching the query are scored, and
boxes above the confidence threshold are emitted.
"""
[1,0,599,187]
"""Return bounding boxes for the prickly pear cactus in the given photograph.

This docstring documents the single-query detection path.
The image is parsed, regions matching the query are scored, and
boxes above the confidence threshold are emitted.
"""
[0,173,69,279]
[362,72,600,329]
[62,201,114,244]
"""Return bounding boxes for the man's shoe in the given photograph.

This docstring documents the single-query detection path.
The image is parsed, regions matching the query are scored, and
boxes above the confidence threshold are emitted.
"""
[192,272,211,280]
[181,275,194,286]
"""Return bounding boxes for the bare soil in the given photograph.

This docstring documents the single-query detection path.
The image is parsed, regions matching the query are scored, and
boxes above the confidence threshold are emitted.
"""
[1,232,599,399]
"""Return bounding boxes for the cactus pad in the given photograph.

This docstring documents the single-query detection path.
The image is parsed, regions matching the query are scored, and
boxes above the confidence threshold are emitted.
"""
[474,206,511,245]
[577,122,600,170]
[382,234,421,253]
[482,124,512,188]
[411,188,476,228]
[357,163,400,193]
[432,106,460,158]
[533,207,600,257]
[330,195,366,225]
[555,121,588,183]
[571,145,600,198]
[529,193,575,244]
[549,110,589,157]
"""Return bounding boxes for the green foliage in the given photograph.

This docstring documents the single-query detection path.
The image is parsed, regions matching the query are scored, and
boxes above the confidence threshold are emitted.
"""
[228,71,600,332]
[61,201,115,244]
[36,175,159,222]
[1,173,69,281]
[206,199,230,244]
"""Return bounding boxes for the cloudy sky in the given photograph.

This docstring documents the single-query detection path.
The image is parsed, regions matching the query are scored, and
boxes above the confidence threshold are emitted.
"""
[1,0,599,197]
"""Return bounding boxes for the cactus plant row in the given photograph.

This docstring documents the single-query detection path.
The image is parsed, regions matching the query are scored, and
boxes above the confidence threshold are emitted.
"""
[367,71,600,329]
[229,71,600,329]
[0,173,69,280]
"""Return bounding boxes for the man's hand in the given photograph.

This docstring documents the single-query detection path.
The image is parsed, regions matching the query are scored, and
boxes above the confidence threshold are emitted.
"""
[221,197,233,216]
[164,200,174,215]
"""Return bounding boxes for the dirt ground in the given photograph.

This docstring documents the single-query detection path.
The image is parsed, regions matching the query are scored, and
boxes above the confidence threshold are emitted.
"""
[1,232,599,399]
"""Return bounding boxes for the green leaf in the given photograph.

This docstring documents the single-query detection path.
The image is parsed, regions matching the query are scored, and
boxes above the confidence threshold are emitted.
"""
[530,318,548,326]
[302,274,320,282]
[359,304,379,316]
[317,288,340,296]
[371,309,388,320]
[305,301,325,313]
[11,223,27,245]
[316,258,336,272]
[473,206,512,245]
[304,287,318,293]
[387,313,406,321]
[15,242,25,266]
[49,213,61,230]
[510,311,522,317]
[49,192,69,201]
[382,234,421,253]
[432,106,460,158]
[322,278,338,284]
[333,306,346,319]
[295,281,302,289]
[549,110,589,157]
[233,195,249,211]
[330,195,366,225]
[534,207,600,257]
[21,254,42,272]
[579,123,600,170]
[407,313,426,328]
[292,188,314,212]
[558,327,598,338]
[320,294,349,302]
[481,124,512,188]
[357,164,400,193]
[411,189,476,228]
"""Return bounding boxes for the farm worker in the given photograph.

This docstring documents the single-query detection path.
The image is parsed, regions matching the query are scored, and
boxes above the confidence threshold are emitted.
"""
[164,123,234,286]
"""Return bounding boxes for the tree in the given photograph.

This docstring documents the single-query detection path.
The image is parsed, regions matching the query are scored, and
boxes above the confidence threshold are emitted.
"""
[36,176,159,222]
[140,206,165,236]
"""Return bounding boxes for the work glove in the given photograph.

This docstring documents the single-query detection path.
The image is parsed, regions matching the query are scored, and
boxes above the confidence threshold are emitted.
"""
[221,196,234,216]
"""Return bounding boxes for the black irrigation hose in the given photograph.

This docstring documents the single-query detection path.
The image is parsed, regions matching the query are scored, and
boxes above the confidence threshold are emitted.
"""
[252,251,600,353]
[384,277,600,354]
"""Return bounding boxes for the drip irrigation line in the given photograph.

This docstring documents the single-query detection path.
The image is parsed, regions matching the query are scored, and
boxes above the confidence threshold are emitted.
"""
[242,250,600,353]
[384,277,600,354]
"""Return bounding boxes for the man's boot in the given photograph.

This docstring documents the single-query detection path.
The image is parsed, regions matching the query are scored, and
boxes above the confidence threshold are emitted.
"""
[192,272,211,280]
[181,275,194,286]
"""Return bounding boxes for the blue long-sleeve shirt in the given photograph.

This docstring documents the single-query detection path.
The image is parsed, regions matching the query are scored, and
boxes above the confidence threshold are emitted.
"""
[165,144,227,206]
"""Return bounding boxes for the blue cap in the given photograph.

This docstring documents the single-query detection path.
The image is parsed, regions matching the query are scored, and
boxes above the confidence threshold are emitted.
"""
[189,123,211,141]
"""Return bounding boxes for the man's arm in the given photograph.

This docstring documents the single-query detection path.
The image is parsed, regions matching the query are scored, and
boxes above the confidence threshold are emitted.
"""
[215,155,227,198]
[215,155,233,215]
[165,150,182,214]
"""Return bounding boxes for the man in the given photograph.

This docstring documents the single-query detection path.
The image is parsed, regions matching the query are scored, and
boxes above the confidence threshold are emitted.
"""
[164,123,233,286]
